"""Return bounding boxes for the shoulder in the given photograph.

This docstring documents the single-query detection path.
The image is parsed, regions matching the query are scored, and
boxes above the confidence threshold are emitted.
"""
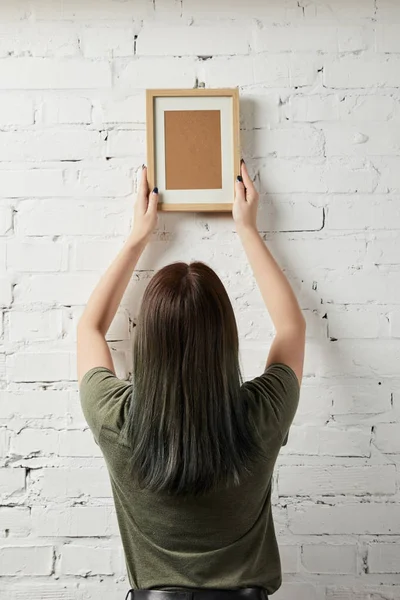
[79,366,133,443]
[242,362,301,445]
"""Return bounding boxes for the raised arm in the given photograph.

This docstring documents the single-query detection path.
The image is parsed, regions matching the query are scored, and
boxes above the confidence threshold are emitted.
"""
[233,161,306,386]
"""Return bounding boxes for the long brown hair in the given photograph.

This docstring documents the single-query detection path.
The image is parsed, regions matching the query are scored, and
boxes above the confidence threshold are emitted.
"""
[125,261,267,496]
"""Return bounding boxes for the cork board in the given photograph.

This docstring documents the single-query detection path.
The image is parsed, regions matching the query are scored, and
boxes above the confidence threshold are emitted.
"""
[164,109,222,190]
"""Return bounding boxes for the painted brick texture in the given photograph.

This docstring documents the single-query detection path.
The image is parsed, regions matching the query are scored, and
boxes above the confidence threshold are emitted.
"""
[0,1,399,599]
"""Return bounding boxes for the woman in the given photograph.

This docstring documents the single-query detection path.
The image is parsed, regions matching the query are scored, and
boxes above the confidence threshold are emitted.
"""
[77,161,306,600]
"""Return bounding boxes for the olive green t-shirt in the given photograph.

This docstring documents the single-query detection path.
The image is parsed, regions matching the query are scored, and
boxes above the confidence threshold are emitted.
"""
[79,363,300,596]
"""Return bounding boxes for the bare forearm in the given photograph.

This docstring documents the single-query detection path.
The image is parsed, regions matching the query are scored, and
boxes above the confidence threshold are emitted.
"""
[78,235,146,335]
[238,226,305,333]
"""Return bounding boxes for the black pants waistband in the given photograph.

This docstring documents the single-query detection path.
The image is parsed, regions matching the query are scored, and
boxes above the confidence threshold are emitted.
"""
[125,587,268,600]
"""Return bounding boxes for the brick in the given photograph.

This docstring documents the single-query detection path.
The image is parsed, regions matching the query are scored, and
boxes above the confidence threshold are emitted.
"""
[326,305,389,339]
[75,167,133,197]
[376,24,400,52]
[116,57,196,89]
[329,379,392,415]
[254,54,320,87]
[368,543,400,573]
[285,94,396,123]
[201,56,255,87]
[338,26,371,52]
[281,426,371,456]
[367,234,400,265]
[289,503,400,534]
[303,0,376,21]
[259,159,326,193]
[92,95,146,125]
[323,123,400,156]
[8,310,63,342]
[254,25,338,53]
[0,170,65,198]
[41,468,112,499]
[0,545,53,576]
[267,236,366,270]
[182,0,303,19]
[0,507,31,536]
[7,352,72,382]
[316,340,400,377]
[0,389,70,420]
[13,273,101,305]
[0,582,86,600]
[16,200,129,236]
[378,0,400,21]
[0,243,6,271]
[326,195,400,230]
[0,468,26,496]
[0,24,78,58]
[10,428,59,457]
[137,24,249,56]
[302,544,357,574]
[0,96,34,125]
[58,430,102,457]
[0,58,111,90]
[31,506,118,537]
[324,157,379,193]
[106,129,146,158]
[81,26,137,58]
[60,544,113,575]
[390,309,400,337]
[374,424,400,453]
[0,205,13,235]
[280,545,300,573]
[240,91,281,129]
[318,269,400,304]
[279,465,396,496]
[258,194,324,232]
[40,95,92,124]
[72,240,124,271]
[291,384,332,425]
[6,241,65,272]
[241,126,324,158]
[0,278,13,307]
[326,587,400,600]
[33,0,152,20]
[374,156,400,193]
[0,130,104,161]
[325,55,400,88]
[0,429,9,457]
[0,2,31,20]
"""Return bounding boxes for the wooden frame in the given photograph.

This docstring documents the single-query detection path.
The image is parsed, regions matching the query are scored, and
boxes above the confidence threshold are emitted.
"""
[146,88,240,212]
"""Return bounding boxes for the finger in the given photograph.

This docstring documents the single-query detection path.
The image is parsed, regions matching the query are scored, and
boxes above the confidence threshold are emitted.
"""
[147,187,159,211]
[235,176,246,201]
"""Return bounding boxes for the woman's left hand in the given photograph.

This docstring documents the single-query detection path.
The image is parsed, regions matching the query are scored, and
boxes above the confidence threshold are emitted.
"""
[129,165,159,245]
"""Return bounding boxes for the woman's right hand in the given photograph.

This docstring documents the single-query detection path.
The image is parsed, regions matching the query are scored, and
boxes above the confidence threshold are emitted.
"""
[232,161,259,232]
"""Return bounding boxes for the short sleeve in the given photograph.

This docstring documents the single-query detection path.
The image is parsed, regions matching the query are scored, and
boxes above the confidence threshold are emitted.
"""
[79,366,133,444]
[243,363,300,447]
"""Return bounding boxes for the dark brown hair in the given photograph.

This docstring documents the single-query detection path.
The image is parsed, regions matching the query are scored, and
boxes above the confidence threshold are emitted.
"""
[125,261,267,496]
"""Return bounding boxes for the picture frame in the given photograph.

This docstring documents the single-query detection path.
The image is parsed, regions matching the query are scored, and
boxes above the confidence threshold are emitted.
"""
[146,87,241,212]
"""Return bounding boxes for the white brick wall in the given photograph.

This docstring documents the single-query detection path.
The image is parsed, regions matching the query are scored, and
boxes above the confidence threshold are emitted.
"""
[1,1,399,599]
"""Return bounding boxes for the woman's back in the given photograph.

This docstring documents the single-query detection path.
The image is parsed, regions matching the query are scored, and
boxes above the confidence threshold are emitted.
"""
[80,362,300,596]
[77,161,305,598]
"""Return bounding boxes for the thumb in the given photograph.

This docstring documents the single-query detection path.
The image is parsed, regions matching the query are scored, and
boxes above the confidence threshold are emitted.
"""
[235,176,246,202]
